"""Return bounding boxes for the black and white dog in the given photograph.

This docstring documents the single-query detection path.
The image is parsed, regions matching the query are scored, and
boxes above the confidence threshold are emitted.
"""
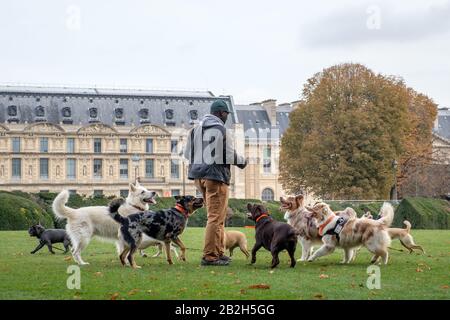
[109,195,204,268]
[28,223,71,254]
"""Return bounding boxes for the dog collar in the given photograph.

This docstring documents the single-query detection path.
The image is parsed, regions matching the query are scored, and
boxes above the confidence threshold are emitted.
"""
[318,215,336,236]
[175,204,189,217]
[131,204,146,212]
[256,213,270,223]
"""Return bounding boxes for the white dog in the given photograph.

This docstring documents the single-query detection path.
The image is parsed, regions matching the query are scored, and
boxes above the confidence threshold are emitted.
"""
[52,181,176,265]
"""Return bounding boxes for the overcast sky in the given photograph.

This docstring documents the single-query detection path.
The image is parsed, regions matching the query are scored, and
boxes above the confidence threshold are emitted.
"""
[1,0,449,106]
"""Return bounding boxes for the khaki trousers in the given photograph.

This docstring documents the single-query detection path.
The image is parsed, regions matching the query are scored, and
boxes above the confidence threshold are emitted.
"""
[194,178,229,261]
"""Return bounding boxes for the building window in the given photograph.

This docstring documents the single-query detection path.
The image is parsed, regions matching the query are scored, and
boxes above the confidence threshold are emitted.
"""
[12,137,20,153]
[94,138,102,153]
[67,159,76,180]
[261,188,274,201]
[93,190,103,197]
[146,139,153,153]
[115,108,124,119]
[171,189,180,196]
[93,159,102,179]
[165,109,174,119]
[12,158,21,179]
[40,158,49,180]
[139,108,149,119]
[171,140,178,154]
[40,138,49,153]
[120,190,129,198]
[189,110,198,120]
[89,107,98,119]
[120,139,128,153]
[62,107,71,117]
[120,159,128,179]
[67,138,75,153]
[35,106,45,117]
[145,159,154,178]
[171,159,179,179]
[263,146,271,173]
[8,105,17,117]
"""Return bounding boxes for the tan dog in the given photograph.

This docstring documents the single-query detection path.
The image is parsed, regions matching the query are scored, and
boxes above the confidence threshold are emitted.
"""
[223,230,249,258]
[307,202,394,264]
[280,195,357,262]
[388,221,425,254]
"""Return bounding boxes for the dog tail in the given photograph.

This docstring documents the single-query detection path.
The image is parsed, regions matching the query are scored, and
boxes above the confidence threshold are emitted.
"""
[378,202,394,227]
[108,198,127,224]
[52,190,77,220]
[403,220,411,233]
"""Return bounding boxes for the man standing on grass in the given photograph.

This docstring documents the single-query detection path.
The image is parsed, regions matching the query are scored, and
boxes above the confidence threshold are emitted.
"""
[184,100,247,266]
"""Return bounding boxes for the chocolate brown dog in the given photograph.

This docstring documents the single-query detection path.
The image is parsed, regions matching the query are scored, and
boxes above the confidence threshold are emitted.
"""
[247,203,299,268]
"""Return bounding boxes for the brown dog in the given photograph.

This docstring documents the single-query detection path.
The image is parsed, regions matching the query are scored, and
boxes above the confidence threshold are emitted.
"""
[247,203,298,268]
[388,221,425,254]
[223,230,250,258]
[280,195,357,262]
[307,202,394,264]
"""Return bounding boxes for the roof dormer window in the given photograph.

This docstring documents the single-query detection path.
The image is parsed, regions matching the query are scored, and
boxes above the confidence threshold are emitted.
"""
[35,106,45,117]
[62,107,71,118]
[88,107,99,123]
[115,108,124,119]
[8,105,17,117]
[165,109,174,120]
[189,110,198,120]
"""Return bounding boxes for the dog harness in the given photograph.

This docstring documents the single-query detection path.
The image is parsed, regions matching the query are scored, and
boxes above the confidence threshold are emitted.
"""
[324,217,347,242]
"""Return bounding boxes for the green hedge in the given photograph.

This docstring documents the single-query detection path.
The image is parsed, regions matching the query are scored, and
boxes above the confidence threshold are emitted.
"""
[393,197,450,229]
[0,192,53,230]
[1,191,448,230]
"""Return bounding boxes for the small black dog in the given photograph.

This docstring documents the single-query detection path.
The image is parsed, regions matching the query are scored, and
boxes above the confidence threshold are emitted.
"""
[109,195,204,268]
[247,203,299,268]
[28,223,71,254]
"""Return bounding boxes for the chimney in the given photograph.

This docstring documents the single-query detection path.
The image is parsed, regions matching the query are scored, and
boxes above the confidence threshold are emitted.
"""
[261,99,277,127]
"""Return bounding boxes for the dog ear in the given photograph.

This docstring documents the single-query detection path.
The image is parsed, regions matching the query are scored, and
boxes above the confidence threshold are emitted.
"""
[174,195,182,201]
[247,203,253,212]
[135,179,141,187]
[129,183,136,192]
[295,194,304,207]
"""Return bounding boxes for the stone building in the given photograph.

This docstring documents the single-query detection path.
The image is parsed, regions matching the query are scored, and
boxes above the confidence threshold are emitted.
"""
[0,85,293,200]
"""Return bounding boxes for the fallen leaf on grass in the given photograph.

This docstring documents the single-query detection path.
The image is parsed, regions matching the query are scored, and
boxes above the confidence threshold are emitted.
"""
[313,293,325,300]
[110,293,120,300]
[240,289,247,294]
[441,285,449,289]
[248,284,270,290]
[319,274,329,279]
[416,268,423,273]
[269,270,275,274]
[128,289,139,296]
[64,256,72,261]
[94,272,103,277]
[235,279,242,284]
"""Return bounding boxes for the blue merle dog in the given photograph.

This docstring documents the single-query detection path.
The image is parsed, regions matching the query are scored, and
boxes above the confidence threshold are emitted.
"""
[109,195,203,268]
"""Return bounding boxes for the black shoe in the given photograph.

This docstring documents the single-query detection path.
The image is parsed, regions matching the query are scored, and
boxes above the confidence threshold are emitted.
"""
[219,255,232,262]
[201,258,230,266]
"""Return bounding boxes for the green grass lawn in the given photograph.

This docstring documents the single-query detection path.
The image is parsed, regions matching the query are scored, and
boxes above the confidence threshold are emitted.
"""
[0,228,449,300]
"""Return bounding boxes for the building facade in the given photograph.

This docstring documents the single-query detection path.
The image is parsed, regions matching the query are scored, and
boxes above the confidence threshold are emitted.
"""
[0,85,293,200]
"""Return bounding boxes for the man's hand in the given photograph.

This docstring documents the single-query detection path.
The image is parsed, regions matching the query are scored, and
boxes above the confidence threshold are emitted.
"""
[236,157,248,169]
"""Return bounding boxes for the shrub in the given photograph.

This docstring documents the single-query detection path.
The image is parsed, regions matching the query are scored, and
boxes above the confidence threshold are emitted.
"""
[394,197,450,229]
[0,192,53,230]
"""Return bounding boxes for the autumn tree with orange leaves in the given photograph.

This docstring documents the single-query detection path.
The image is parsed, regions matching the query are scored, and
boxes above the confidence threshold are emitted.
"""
[280,63,437,199]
